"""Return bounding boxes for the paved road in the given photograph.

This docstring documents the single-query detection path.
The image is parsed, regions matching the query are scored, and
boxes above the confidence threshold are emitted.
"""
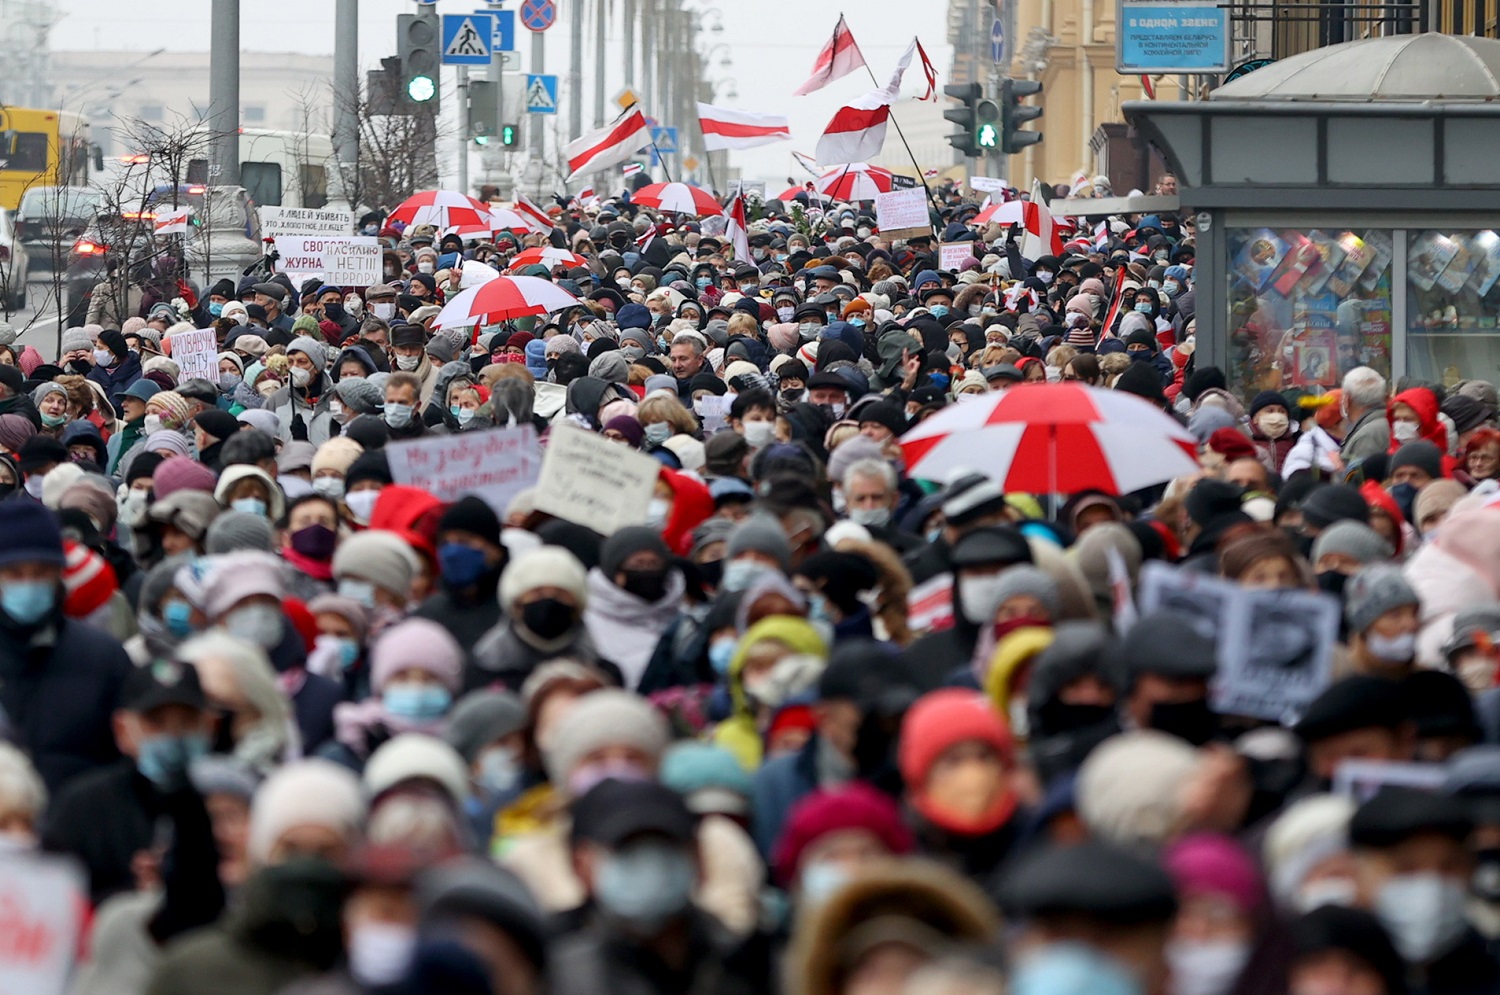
[7,273,80,358]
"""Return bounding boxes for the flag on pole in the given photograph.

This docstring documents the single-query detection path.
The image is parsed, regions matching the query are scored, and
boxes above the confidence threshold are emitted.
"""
[154,208,192,235]
[564,106,651,177]
[696,103,791,151]
[1019,178,1064,260]
[622,162,643,178]
[794,14,866,96]
[889,37,939,100]
[792,151,821,178]
[814,89,895,165]
[1094,219,1110,252]
[1100,273,1126,337]
[635,222,659,253]
[513,194,554,234]
[923,168,939,178]
[725,184,752,265]
[1140,75,1156,99]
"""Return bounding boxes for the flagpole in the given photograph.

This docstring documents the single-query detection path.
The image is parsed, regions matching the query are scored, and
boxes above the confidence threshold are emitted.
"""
[705,153,719,197]
[653,142,675,184]
[861,62,941,215]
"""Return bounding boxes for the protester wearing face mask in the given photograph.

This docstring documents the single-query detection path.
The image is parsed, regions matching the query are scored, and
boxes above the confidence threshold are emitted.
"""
[1117,609,1222,746]
[1387,387,1447,456]
[265,337,336,447]
[1343,565,1421,679]
[444,689,529,841]
[331,529,420,636]
[388,324,440,402]
[85,328,142,397]
[214,464,285,522]
[1349,786,1498,987]
[1162,834,1265,995]
[326,618,463,767]
[43,657,213,904]
[772,782,915,914]
[412,497,509,655]
[582,527,685,690]
[381,372,431,440]
[471,545,597,691]
[1247,390,1298,475]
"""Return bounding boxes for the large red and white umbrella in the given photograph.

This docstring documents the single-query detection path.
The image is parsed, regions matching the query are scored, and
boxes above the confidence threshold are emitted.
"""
[631,182,723,216]
[445,206,531,237]
[973,200,1026,226]
[431,276,583,330]
[509,246,590,270]
[815,163,895,201]
[900,383,1199,495]
[773,184,832,203]
[388,190,496,232]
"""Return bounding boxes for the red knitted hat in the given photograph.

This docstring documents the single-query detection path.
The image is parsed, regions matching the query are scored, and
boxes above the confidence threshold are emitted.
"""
[62,540,117,618]
[771,782,914,886]
[898,689,1014,790]
[1208,427,1257,462]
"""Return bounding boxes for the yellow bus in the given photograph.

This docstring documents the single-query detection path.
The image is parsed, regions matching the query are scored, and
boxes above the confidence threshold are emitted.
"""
[0,107,94,211]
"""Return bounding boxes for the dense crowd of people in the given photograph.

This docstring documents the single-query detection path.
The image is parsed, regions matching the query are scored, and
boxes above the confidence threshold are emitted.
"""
[0,176,1499,995]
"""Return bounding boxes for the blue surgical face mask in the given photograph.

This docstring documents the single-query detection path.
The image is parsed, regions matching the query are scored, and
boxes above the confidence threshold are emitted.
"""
[928,304,949,318]
[136,733,210,791]
[1134,299,1153,313]
[721,559,772,593]
[383,403,414,429]
[0,580,55,626]
[708,637,737,677]
[338,578,378,608]
[383,683,452,722]
[450,405,476,426]
[1012,944,1142,995]
[643,423,672,447]
[209,301,224,317]
[334,637,361,670]
[799,860,849,906]
[850,317,866,328]
[594,840,696,931]
[695,277,711,290]
[230,497,267,517]
[162,599,195,638]
[438,542,489,588]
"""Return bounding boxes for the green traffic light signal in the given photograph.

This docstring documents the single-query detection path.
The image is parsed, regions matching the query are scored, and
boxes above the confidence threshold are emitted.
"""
[500,124,518,147]
[977,123,998,149]
[407,74,436,103]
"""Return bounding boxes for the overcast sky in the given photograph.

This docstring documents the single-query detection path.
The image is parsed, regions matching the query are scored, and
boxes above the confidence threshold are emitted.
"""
[48,0,953,184]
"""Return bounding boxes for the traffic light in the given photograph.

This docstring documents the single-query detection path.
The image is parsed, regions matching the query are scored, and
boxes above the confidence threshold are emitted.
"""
[943,82,982,157]
[467,80,498,144]
[397,10,440,111]
[975,98,1001,151]
[500,124,519,147]
[1000,77,1044,154]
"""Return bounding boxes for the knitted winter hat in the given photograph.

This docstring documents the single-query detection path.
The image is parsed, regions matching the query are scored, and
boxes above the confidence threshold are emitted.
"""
[332,530,421,599]
[146,391,192,431]
[201,551,285,619]
[443,690,526,765]
[61,539,117,617]
[312,437,365,477]
[153,455,219,498]
[899,689,1015,789]
[204,510,276,554]
[1344,564,1420,635]
[369,618,464,694]
[288,336,328,373]
[498,545,588,611]
[1309,521,1393,567]
[541,688,669,786]
[771,782,915,887]
[363,733,469,805]
[1076,730,1200,851]
[247,758,368,865]
[725,514,792,573]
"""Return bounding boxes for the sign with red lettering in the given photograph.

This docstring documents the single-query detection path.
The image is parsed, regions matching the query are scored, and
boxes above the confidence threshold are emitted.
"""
[0,853,87,994]
[385,425,542,515]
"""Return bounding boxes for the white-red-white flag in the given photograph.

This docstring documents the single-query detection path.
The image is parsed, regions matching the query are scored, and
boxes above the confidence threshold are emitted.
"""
[794,15,866,96]
[564,107,651,177]
[815,67,901,167]
[636,222,659,253]
[513,194,554,235]
[622,162,643,177]
[696,102,791,152]
[154,208,192,235]
[1020,178,1065,260]
[725,184,751,265]
[888,37,939,100]
[1140,75,1157,99]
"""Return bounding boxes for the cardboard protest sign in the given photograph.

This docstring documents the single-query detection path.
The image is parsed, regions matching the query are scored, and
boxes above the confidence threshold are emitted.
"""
[969,176,1007,193]
[171,328,219,383]
[258,206,353,239]
[532,424,659,534]
[386,426,541,515]
[1136,561,1338,724]
[938,242,973,272]
[874,188,932,241]
[0,852,87,995]
[273,236,381,288]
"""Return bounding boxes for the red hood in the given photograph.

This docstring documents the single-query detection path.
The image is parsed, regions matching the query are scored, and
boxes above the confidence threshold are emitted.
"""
[370,484,447,560]
[1387,387,1446,454]
[1359,480,1405,555]
[659,468,715,557]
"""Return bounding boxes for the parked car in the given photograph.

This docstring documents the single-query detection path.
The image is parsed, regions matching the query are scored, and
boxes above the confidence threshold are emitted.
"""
[15,185,102,273]
[65,184,261,327]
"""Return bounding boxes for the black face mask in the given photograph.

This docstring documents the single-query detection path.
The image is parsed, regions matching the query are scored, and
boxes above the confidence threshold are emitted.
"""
[621,568,668,603]
[323,302,344,322]
[1316,569,1349,600]
[1033,700,1116,737]
[521,597,575,641]
[696,558,723,589]
[1149,698,1219,746]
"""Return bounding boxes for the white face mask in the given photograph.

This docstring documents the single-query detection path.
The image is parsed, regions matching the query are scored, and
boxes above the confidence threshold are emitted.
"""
[344,489,380,525]
[1295,876,1359,913]
[1256,412,1290,439]
[743,420,775,449]
[312,476,345,500]
[395,354,421,371]
[290,366,311,388]
[328,399,347,422]
[645,497,670,529]
[777,306,795,322]
[347,922,416,988]
[372,302,395,321]
[1392,420,1419,442]
[417,262,434,274]
[143,414,164,434]
[1167,938,1250,995]
[1366,630,1416,663]
[849,505,890,529]
[958,574,1005,626]
[1375,873,1469,963]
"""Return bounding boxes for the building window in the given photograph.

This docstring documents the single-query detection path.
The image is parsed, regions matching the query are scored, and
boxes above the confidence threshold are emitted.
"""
[243,105,266,124]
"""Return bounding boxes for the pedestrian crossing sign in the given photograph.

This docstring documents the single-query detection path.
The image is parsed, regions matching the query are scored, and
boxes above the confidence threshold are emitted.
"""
[442,13,494,65]
[526,74,559,114]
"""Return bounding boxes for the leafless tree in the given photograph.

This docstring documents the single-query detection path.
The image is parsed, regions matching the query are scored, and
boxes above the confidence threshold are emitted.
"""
[330,73,444,216]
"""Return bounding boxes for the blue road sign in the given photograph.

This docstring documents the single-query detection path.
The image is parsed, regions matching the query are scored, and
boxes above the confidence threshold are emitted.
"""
[647,126,678,165]
[486,9,516,51]
[442,12,493,65]
[520,0,557,32]
[526,74,559,114]
[991,17,1006,63]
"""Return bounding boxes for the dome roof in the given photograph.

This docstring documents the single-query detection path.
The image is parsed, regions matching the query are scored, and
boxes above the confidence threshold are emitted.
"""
[1211,34,1500,101]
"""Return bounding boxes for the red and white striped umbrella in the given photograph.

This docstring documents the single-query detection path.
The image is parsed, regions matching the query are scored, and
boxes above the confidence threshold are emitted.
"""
[630,182,723,216]
[387,190,496,232]
[445,206,530,237]
[973,200,1026,226]
[773,184,833,203]
[431,276,583,330]
[900,383,1199,495]
[814,162,895,201]
[509,246,590,270]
